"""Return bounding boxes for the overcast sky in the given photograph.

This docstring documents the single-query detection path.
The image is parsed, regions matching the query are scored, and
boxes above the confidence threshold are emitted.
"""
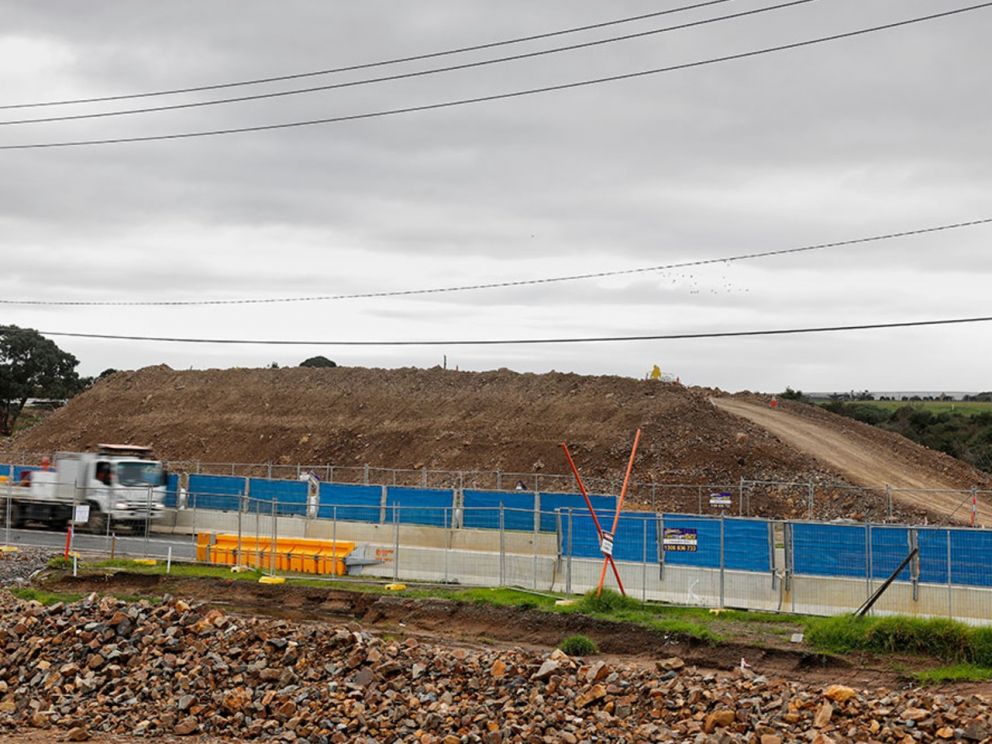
[1,0,989,392]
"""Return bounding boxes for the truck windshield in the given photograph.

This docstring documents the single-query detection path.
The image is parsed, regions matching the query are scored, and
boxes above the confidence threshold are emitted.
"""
[116,461,164,487]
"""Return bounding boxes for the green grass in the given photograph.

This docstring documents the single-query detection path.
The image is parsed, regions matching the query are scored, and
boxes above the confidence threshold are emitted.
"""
[559,634,599,655]
[806,614,992,667]
[819,400,992,416]
[10,587,83,606]
[914,664,992,684]
[57,561,805,645]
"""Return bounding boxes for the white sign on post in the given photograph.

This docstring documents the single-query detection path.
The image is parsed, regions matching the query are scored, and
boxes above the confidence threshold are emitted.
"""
[73,504,90,524]
[600,531,614,557]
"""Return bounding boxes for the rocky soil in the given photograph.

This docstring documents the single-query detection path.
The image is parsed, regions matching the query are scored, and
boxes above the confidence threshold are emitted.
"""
[3,364,976,519]
[1,591,991,743]
[0,548,50,586]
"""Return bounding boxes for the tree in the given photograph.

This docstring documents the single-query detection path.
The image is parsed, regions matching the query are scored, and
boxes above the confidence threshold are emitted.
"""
[0,326,82,435]
[300,356,337,368]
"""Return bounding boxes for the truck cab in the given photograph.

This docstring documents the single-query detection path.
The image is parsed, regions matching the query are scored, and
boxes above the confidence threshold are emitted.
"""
[63,444,167,532]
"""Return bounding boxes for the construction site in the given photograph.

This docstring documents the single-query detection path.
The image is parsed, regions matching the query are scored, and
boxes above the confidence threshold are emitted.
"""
[1,366,992,741]
[4,1,992,741]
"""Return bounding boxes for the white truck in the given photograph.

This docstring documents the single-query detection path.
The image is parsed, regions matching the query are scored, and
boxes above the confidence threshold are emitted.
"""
[1,444,167,532]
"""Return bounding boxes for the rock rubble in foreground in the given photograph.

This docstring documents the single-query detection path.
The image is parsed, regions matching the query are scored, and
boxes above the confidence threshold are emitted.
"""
[0,591,990,742]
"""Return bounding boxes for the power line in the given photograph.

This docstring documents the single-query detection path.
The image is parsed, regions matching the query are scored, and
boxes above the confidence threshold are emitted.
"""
[2,2,988,150]
[0,0,739,110]
[2,216,989,307]
[0,0,817,127]
[34,316,992,346]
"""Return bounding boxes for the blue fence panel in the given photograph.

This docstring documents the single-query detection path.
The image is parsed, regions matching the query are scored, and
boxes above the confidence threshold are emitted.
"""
[540,492,616,533]
[463,490,535,531]
[661,515,722,569]
[869,526,911,582]
[562,509,622,559]
[250,478,308,516]
[612,512,659,563]
[164,473,180,508]
[386,487,453,527]
[12,465,40,483]
[950,529,992,588]
[317,483,382,523]
[918,528,950,585]
[724,519,771,572]
[189,474,244,512]
[792,523,866,578]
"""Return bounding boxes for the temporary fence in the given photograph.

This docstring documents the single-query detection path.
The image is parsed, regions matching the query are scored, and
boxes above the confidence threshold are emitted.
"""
[4,467,992,623]
[5,454,988,526]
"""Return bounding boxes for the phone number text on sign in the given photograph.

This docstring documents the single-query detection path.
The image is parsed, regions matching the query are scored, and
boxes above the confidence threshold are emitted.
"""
[663,527,698,552]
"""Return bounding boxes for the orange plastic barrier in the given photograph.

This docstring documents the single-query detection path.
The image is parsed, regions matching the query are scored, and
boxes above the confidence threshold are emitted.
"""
[196,533,355,576]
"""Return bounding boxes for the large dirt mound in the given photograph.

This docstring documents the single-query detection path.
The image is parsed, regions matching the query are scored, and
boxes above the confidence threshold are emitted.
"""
[10,364,829,485]
[7,365,986,519]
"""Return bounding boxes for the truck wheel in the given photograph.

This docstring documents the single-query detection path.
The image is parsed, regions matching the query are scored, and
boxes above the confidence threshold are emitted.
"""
[86,506,107,535]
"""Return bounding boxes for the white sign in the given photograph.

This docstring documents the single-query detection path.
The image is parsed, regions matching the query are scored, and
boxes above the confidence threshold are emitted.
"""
[73,504,90,524]
[600,531,614,557]
[709,492,732,508]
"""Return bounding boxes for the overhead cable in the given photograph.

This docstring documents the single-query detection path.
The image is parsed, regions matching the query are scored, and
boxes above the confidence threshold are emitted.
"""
[0,0,740,110]
[2,216,989,307]
[0,0,817,126]
[34,316,992,346]
[1,2,989,150]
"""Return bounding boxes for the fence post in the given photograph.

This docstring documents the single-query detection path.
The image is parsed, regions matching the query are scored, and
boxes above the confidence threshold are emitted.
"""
[971,486,978,527]
[566,508,573,595]
[270,497,277,575]
[421,468,428,488]
[532,515,539,591]
[886,485,893,521]
[444,508,450,584]
[946,528,953,619]
[719,514,726,608]
[363,464,369,486]
[145,487,152,558]
[642,518,648,602]
[807,481,814,521]
[499,504,506,587]
[865,524,873,609]
[496,470,502,491]
[697,486,702,515]
[392,505,400,583]
[331,506,337,568]
[236,495,243,568]
[738,477,745,518]
[5,463,12,546]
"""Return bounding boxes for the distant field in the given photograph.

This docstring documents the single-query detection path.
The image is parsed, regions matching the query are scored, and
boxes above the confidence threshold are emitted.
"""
[817,400,992,416]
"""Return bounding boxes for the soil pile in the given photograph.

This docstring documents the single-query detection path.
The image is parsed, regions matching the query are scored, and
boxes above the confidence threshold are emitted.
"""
[9,365,834,486]
[6,365,987,519]
[2,592,991,742]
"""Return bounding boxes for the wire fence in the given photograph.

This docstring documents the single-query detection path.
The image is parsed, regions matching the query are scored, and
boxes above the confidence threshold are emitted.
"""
[4,472,992,623]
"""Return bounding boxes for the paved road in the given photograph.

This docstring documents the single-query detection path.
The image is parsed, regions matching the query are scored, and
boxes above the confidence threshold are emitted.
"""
[0,527,197,561]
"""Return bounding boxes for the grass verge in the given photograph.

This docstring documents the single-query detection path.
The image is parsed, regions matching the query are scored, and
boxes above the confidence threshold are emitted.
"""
[913,664,992,684]
[806,614,992,668]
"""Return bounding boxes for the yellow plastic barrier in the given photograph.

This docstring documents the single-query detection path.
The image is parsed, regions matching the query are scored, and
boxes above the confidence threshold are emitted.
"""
[196,533,355,576]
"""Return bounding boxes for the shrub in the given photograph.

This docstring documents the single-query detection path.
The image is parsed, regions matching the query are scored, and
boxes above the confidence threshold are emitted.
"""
[578,588,642,615]
[558,634,599,656]
[46,556,71,570]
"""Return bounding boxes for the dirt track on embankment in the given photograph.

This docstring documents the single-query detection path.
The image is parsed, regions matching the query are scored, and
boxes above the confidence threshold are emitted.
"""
[711,398,992,523]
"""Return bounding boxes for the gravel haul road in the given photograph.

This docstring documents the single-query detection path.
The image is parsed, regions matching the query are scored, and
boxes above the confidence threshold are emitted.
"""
[711,397,992,523]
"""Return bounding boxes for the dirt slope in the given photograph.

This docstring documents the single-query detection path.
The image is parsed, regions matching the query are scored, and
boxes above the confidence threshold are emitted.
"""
[7,365,987,519]
[8,365,833,488]
[712,397,992,521]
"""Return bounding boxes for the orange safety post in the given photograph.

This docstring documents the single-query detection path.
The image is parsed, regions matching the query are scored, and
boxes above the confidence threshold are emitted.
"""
[561,442,626,595]
[595,429,641,597]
